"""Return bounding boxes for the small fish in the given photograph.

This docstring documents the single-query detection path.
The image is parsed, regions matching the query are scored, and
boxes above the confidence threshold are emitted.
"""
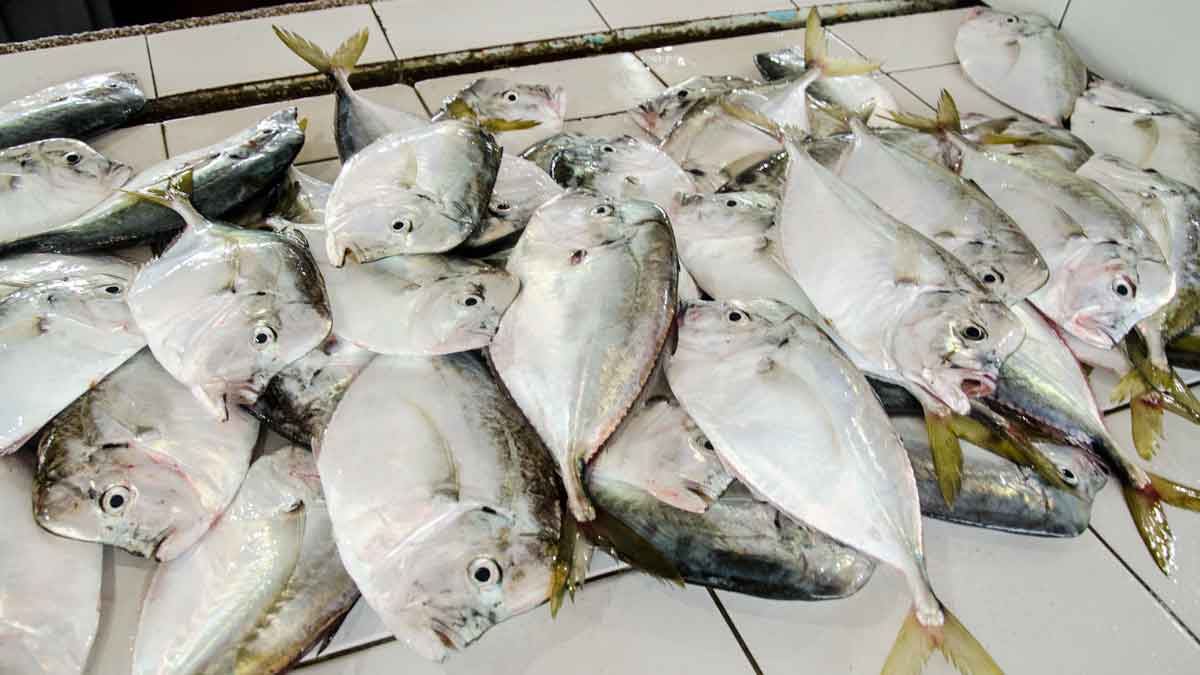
[132,446,357,675]
[0,108,305,254]
[0,139,131,241]
[491,190,677,522]
[324,120,502,265]
[1072,78,1200,190]
[318,353,561,661]
[961,113,1093,170]
[630,75,760,142]
[955,8,1087,126]
[322,254,519,355]
[34,349,257,561]
[433,77,566,154]
[127,174,332,419]
[1,452,102,675]
[460,154,563,252]
[0,72,146,149]
[659,96,782,191]
[274,27,427,162]
[0,253,144,453]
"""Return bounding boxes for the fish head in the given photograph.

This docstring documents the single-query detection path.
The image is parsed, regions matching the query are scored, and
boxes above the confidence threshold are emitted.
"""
[218,107,306,183]
[450,77,566,130]
[325,187,474,265]
[1081,79,1173,117]
[951,229,1050,305]
[894,293,1025,414]
[671,190,777,240]
[955,11,1054,87]
[1038,442,1109,501]
[552,135,695,206]
[84,72,147,116]
[415,265,520,352]
[16,272,141,343]
[527,189,671,252]
[30,138,133,190]
[388,502,555,661]
[675,298,800,362]
[632,76,715,139]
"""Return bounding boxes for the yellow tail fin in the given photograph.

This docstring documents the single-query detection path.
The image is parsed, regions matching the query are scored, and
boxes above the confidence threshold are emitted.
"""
[549,507,589,617]
[883,605,1003,675]
[925,411,964,507]
[1123,483,1176,575]
[884,90,964,134]
[274,26,368,76]
[802,8,881,77]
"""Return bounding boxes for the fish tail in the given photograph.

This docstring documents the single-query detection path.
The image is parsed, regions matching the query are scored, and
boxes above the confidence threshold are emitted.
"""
[548,505,589,617]
[882,603,1002,675]
[1122,482,1176,575]
[1130,395,1164,460]
[882,90,963,135]
[925,411,963,507]
[948,413,1073,492]
[274,26,368,79]
[802,8,881,77]
[579,503,684,589]
[120,169,206,228]
[717,95,809,145]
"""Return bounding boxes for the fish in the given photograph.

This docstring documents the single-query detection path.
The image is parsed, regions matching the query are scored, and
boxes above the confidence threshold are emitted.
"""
[490,189,677,522]
[0,72,146,149]
[1,452,102,675]
[322,254,519,355]
[0,108,305,254]
[630,75,760,142]
[954,8,1087,126]
[659,97,783,191]
[460,154,563,252]
[0,253,144,453]
[317,353,561,661]
[432,77,567,154]
[34,349,258,561]
[1072,79,1200,190]
[818,117,1049,305]
[752,49,901,133]
[960,113,1093,170]
[274,27,428,162]
[269,167,333,225]
[324,119,502,265]
[667,298,1002,674]
[250,334,375,446]
[132,446,358,675]
[127,174,332,420]
[0,139,132,241]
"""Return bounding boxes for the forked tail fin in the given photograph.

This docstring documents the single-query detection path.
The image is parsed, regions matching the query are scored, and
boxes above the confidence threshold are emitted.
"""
[273,26,368,78]
[121,169,206,229]
[883,603,1003,675]
[925,410,964,507]
[884,90,964,135]
[803,8,881,77]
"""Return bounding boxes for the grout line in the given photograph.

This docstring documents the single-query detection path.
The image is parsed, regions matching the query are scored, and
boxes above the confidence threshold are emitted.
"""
[707,588,765,675]
[366,1,400,62]
[632,51,670,88]
[886,74,935,112]
[585,0,614,31]
[141,35,160,98]
[884,60,960,74]
[1057,0,1074,30]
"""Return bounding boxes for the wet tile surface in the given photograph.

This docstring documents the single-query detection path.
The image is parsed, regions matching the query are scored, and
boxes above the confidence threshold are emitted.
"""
[91,124,168,173]
[829,8,975,73]
[891,63,1024,119]
[590,0,796,30]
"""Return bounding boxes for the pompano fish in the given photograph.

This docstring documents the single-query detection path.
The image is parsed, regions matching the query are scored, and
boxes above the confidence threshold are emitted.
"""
[660,97,782,191]
[631,75,759,141]
[491,189,677,521]
[318,353,561,661]
[960,113,1093,170]
[322,254,518,355]
[127,176,332,419]
[34,349,257,561]
[0,108,305,254]
[0,72,146,149]
[954,8,1087,126]
[1,139,131,240]
[0,253,144,453]
[668,298,1002,674]
[324,120,502,265]
[1,453,102,675]
[461,154,563,251]
[532,132,696,211]
[752,48,901,132]
[1072,79,1200,190]
[433,77,566,154]
[274,28,427,162]
[132,446,357,675]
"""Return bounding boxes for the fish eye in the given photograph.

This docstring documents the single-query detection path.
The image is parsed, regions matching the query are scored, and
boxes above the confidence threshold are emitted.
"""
[106,81,121,89]
[101,485,132,514]
[591,204,613,216]
[677,90,689,100]
[494,201,512,212]
[703,439,714,451]
[251,324,278,348]
[64,152,82,165]
[960,324,987,342]
[463,295,481,307]
[725,199,739,208]
[468,557,502,586]
[1112,278,1136,298]
[503,90,519,103]
[1060,467,1078,485]
[980,269,1005,285]
[103,284,122,295]
[1004,15,1018,24]
[601,145,615,153]
[570,249,587,264]
[392,218,413,232]
[728,311,743,322]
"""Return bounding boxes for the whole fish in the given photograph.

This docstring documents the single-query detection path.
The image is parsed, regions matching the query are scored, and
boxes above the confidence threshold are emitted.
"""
[1,139,131,241]
[491,190,677,522]
[630,75,760,142]
[322,254,518,355]
[668,298,1002,673]
[34,349,257,561]
[0,253,144,453]
[1,453,102,675]
[460,154,563,252]
[0,108,305,254]
[954,8,1087,126]
[127,176,332,419]
[324,120,502,265]
[318,353,561,661]
[752,47,901,132]
[960,113,1093,170]
[132,447,357,675]
[250,334,375,446]
[1072,79,1200,190]
[0,72,146,149]
[274,28,427,162]
[432,77,567,154]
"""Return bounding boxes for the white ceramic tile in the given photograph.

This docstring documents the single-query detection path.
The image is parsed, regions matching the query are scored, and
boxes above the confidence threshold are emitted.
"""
[892,64,1025,119]
[297,573,751,674]
[416,53,662,121]
[148,6,393,97]
[0,37,155,102]
[163,85,425,162]
[298,158,343,184]
[984,0,1070,24]
[590,0,795,30]
[564,112,655,141]
[878,74,934,115]
[90,124,167,173]
[720,517,1200,674]
[375,0,608,60]
[85,550,154,675]
[636,28,860,85]
[1061,0,1200,118]
[830,8,975,73]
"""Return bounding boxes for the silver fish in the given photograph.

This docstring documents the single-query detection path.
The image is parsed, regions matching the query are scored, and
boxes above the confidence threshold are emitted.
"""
[324,120,502,265]
[491,189,677,521]
[752,47,902,132]
[0,72,145,149]
[0,253,144,453]
[960,113,1093,170]
[34,349,257,561]
[318,353,561,661]
[630,75,760,142]
[660,96,782,192]
[460,154,563,252]
[955,8,1087,126]
[432,77,566,155]
[269,167,333,226]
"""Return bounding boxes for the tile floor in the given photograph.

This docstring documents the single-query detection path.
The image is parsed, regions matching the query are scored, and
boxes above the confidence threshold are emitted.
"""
[4,2,1194,674]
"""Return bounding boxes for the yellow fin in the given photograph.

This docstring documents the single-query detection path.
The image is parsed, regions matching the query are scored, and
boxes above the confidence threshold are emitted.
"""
[443,97,478,121]
[549,507,586,617]
[1147,471,1200,512]
[881,608,935,675]
[330,28,369,72]
[821,58,882,77]
[925,411,963,507]
[717,96,806,143]
[1122,484,1175,575]
[935,90,962,133]
[882,109,942,132]
[479,117,542,132]
[948,414,1072,492]
[1130,395,1164,460]
[273,26,332,75]
[938,605,1004,675]
[802,7,880,76]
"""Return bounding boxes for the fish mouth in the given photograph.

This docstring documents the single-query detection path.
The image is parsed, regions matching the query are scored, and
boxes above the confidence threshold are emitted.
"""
[960,373,997,398]
[963,6,986,21]
[1068,315,1118,349]
[631,104,659,135]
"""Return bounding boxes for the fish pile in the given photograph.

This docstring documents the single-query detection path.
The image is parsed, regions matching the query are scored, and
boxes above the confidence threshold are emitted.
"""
[4,7,1200,675]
